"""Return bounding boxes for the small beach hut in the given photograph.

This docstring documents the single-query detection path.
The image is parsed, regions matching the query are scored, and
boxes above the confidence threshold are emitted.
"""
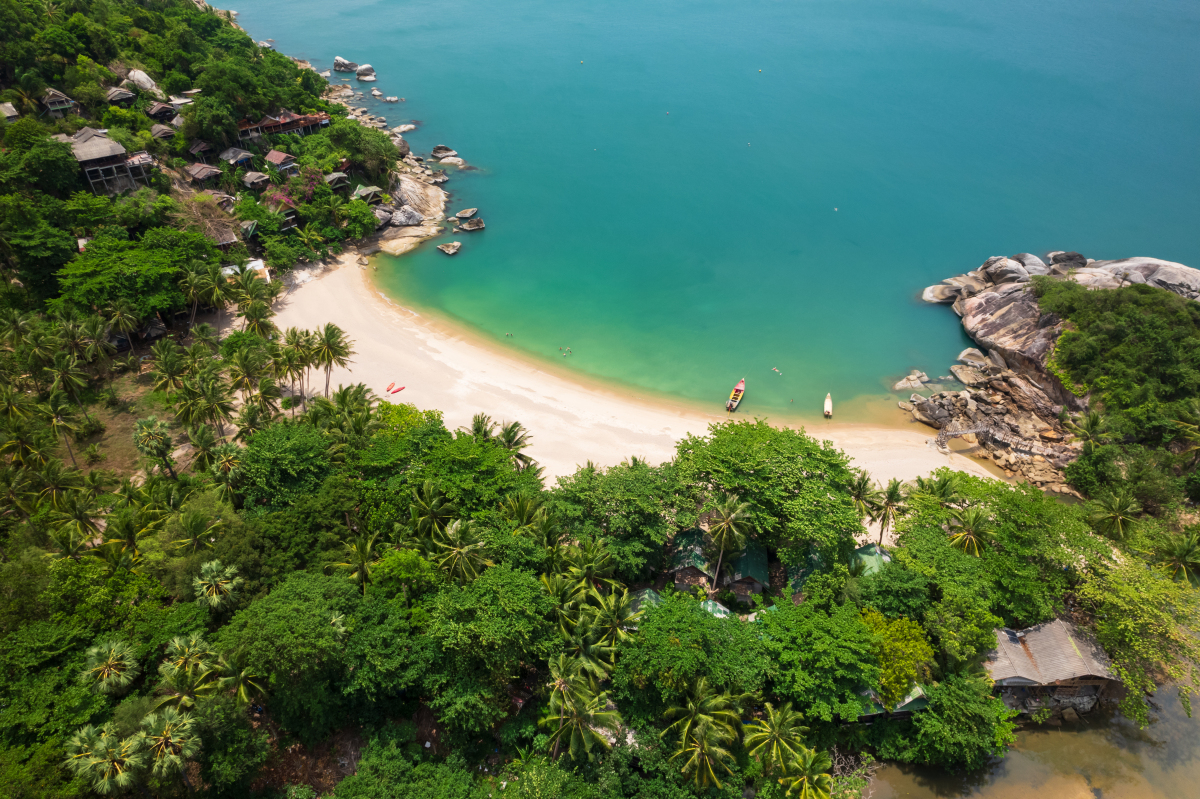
[188,139,214,163]
[184,163,222,185]
[853,543,891,577]
[351,184,384,204]
[105,86,135,106]
[149,124,175,140]
[858,684,929,722]
[700,599,732,619]
[41,88,76,117]
[1,102,18,123]
[264,149,298,176]
[667,528,715,591]
[169,114,185,129]
[218,147,254,167]
[145,101,175,120]
[242,171,270,191]
[984,619,1114,712]
[727,541,769,599]
[324,171,349,189]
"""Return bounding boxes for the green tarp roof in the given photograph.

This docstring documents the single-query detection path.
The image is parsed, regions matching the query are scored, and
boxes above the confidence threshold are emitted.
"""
[730,540,769,587]
[700,599,731,619]
[786,546,824,593]
[860,684,928,717]
[630,588,663,615]
[667,529,713,578]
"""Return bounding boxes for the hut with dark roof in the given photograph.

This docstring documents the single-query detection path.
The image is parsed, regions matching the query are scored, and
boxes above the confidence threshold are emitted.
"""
[985,619,1114,713]
[105,86,135,106]
[149,124,175,140]
[667,529,714,592]
[727,541,769,599]
[185,163,222,185]
[42,88,76,117]
[264,149,298,176]
[242,171,270,191]
[146,101,175,120]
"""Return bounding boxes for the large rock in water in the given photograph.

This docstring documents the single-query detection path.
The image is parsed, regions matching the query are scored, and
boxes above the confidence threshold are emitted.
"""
[459,218,485,232]
[333,56,359,72]
[390,206,424,226]
[356,63,376,77]
[431,145,457,159]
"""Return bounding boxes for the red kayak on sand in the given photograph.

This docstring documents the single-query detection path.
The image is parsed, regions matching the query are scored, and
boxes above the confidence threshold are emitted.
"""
[391,386,405,394]
[386,382,395,392]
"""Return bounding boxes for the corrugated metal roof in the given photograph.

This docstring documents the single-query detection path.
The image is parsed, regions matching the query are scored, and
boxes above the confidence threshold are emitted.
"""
[105,86,134,102]
[243,171,269,187]
[185,163,222,181]
[188,139,212,155]
[985,619,1112,686]
[264,149,294,165]
[54,128,126,162]
[43,88,74,107]
[150,124,175,139]
[667,529,713,577]
[219,147,253,163]
[1,102,17,119]
[729,540,769,587]
[146,101,174,117]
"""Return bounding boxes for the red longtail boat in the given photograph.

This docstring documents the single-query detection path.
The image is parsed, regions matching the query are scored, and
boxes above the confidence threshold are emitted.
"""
[726,378,745,412]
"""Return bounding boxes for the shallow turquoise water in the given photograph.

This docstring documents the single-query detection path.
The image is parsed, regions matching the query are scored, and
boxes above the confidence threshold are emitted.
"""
[235,0,1200,421]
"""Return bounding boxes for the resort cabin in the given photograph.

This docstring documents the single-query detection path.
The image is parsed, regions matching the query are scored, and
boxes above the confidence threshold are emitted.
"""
[42,88,76,118]
[985,619,1114,714]
[667,528,715,592]
[264,197,298,231]
[185,162,222,185]
[168,95,194,110]
[264,149,299,176]
[242,171,270,191]
[204,222,239,251]
[727,541,769,599]
[105,86,136,106]
[1,102,18,123]
[149,124,175,140]
[53,128,149,194]
[237,109,331,140]
[200,189,236,213]
[629,588,663,618]
[352,184,384,205]
[240,219,258,241]
[219,147,254,167]
[324,171,350,190]
[125,151,156,184]
[146,101,175,120]
[182,89,202,98]
[188,139,214,163]
[700,599,732,619]
[859,684,928,723]
[853,543,891,577]
[169,114,185,129]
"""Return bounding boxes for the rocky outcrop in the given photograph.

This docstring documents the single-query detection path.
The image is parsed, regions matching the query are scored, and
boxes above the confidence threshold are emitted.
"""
[437,241,462,256]
[333,56,358,72]
[431,145,457,159]
[391,173,447,220]
[390,206,424,226]
[372,206,391,228]
[439,157,465,167]
[356,63,375,76]
[459,218,485,232]
[455,208,478,219]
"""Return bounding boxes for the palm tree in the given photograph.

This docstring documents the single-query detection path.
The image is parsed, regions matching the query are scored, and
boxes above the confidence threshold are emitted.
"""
[211,442,242,478]
[410,480,458,537]
[948,506,994,557]
[199,263,233,338]
[150,348,187,395]
[566,537,618,594]
[161,634,214,679]
[435,520,492,584]
[587,587,643,646]
[44,353,93,421]
[216,653,265,707]
[141,708,200,783]
[154,665,219,712]
[250,375,282,416]
[175,512,222,554]
[295,223,326,252]
[186,425,218,472]
[539,682,620,762]
[462,412,496,441]
[232,404,266,442]
[311,323,354,397]
[240,300,277,338]
[1089,490,1141,542]
[107,299,140,352]
[82,316,116,379]
[541,572,587,636]
[50,493,102,544]
[81,640,140,695]
[41,391,81,467]
[873,478,908,545]
[324,195,347,227]
[744,701,809,775]
[100,508,157,560]
[133,416,176,479]
[847,469,882,521]
[661,678,743,747]
[333,531,382,595]
[191,323,219,352]
[670,719,736,789]
[0,383,33,424]
[777,747,833,799]
[1066,410,1108,456]
[497,420,535,470]
[1157,529,1200,587]
[909,472,963,508]
[179,265,206,329]
[706,492,753,591]
[561,623,617,678]
[194,560,243,610]
[37,459,83,508]
[62,724,148,795]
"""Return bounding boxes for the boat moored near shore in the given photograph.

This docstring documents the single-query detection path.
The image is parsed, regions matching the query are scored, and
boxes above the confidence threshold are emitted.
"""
[824,393,833,418]
[726,378,745,412]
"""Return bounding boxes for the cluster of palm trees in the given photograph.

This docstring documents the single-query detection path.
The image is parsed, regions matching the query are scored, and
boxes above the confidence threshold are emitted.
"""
[66,634,263,794]
[848,470,998,555]
[461,412,537,472]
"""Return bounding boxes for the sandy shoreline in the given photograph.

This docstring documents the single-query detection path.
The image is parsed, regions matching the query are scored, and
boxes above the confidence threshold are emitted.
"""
[271,253,1001,491]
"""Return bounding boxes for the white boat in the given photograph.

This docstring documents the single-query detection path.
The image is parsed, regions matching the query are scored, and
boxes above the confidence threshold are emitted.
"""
[823,393,833,418]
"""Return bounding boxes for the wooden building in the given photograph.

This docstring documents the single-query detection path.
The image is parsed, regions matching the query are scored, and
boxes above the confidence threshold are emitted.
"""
[242,171,270,191]
[667,528,714,591]
[985,619,1114,713]
[351,184,384,204]
[184,162,222,185]
[727,540,769,599]
[105,86,136,106]
[264,149,298,177]
[1,102,18,123]
[53,128,150,194]
[219,147,254,167]
[324,171,350,189]
[42,88,76,117]
[149,124,175,140]
[237,109,330,140]
[146,101,175,120]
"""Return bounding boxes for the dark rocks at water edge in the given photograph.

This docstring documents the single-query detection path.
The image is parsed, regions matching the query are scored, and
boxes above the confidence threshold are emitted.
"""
[390,206,425,227]
[438,241,462,256]
[909,251,1200,493]
[459,218,485,232]
[333,56,359,72]
[431,145,457,159]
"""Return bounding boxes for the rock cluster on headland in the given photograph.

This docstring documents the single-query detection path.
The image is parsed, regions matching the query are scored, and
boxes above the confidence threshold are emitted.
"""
[911,252,1200,494]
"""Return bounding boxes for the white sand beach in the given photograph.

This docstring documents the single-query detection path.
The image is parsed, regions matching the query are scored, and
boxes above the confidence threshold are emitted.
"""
[272,254,1000,488]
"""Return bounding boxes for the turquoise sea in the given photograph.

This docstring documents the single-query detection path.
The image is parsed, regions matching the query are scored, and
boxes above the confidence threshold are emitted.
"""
[233,0,1200,424]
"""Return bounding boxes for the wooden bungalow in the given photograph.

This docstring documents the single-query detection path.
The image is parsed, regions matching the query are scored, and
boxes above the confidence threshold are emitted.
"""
[667,528,714,592]
[1,102,18,123]
[200,190,236,213]
[146,101,175,120]
[240,219,258,240]
[184,162,222,185]
[264,149,298,177]
[727,541,769,599]
[42,88,76,118]
[263,197,298,232]
[237,109,331,141]
[149,124,175,140]
[218,147,254,167]
[169,114,185,129]
[351,184,384,204]
[242,171,270,191]
[53,128,149,194]
[105,86,136,106]
[188,140,214,163]
[985,619,1114,713]
[324,171,350,190]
